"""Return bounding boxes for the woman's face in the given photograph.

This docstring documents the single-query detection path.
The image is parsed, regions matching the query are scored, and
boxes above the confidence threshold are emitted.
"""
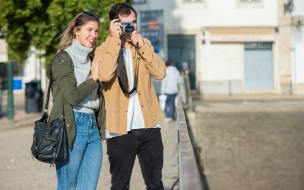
[75,21,99,48]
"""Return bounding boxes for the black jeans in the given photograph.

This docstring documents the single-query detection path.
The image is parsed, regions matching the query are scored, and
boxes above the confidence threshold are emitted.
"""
[106,128,164,190]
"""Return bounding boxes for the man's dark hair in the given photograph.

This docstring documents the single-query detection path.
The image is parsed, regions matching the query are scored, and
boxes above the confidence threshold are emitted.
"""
[109,3,137,21]
[165,59,173,67]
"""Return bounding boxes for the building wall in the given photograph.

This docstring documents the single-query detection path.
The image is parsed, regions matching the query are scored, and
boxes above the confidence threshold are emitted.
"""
[0,39,8,63]
[173,0,277,28]
[135,0,277,29]
[23,48,46,93]
[199,43,244,94]
[134,0,280,95]
[202,26,280,94]
[291,0,304,94]
[277,0,292,94]
[0,40,46,93]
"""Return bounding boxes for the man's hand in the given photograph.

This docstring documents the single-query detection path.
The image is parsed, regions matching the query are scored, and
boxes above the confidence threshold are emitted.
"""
[109,19,122,38]
[130,31,144,48]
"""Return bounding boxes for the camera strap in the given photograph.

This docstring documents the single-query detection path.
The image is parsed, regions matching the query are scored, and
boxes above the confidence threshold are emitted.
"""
[117,46,139,94]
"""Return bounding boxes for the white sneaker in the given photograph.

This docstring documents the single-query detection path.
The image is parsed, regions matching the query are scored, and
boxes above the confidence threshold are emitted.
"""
[163,118,173,123]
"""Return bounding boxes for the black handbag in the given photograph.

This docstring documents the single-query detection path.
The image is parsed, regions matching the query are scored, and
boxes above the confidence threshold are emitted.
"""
[31,77,68,166]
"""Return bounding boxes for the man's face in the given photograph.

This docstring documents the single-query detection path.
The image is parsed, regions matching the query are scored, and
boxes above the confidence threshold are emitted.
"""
[119,11,137,41]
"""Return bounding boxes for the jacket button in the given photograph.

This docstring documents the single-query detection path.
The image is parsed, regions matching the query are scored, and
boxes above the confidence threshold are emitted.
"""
[126,110,127,112]
[138,93,140,95]
[142,52,144,54]
[142,105,144,107]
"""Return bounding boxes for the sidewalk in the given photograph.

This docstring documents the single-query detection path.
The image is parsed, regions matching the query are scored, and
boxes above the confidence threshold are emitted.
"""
[193,93,304,101]
[0,92,42,131]
[0,92,179,190]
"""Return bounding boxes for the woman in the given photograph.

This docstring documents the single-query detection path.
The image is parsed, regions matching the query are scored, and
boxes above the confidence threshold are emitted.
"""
[46,11,105,189]
[161,59,181,123]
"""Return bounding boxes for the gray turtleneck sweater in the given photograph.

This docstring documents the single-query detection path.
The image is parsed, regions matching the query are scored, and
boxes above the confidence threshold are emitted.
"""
[65,39,99,113]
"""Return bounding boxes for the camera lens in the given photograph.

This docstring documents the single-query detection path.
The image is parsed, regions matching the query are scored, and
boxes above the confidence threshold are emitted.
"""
[125,26,133,33]
[121,22,135,34]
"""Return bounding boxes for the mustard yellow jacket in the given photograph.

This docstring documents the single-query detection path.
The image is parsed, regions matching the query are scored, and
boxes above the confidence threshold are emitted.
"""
[93,36,166,135]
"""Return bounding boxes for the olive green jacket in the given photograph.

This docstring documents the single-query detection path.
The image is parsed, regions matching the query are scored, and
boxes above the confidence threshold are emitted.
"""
[46,50,106,148]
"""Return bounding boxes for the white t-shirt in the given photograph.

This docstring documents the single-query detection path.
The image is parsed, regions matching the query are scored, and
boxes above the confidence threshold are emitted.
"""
[124,48,145,131]
[106,48,160,139]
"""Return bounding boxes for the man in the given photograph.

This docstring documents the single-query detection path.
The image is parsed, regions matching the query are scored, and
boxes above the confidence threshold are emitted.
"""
[161,59,181,123]
[94,3,166,190]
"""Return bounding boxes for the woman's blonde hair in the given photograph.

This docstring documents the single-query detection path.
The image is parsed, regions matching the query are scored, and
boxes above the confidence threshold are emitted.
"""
[57,12,100,52]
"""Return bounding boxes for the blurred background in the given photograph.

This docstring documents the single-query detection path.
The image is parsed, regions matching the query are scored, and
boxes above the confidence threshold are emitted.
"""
[0,0,303,98]
[0,0,304,190]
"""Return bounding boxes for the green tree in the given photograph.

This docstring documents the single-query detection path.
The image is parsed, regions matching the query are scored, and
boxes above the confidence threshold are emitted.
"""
[0,0,131,66]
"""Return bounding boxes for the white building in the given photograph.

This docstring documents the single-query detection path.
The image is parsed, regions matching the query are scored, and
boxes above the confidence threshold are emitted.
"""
[133,0,300,95]
[291,0,304,94]
[0,0,301,96]
[0,39,46,93]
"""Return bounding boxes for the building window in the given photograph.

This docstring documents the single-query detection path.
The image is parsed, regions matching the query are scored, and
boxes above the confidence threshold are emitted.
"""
[184,0,203,2]
[240,0,260,2]
[132,0,146,3]
[237,0,262,8]
[245,42,272,50]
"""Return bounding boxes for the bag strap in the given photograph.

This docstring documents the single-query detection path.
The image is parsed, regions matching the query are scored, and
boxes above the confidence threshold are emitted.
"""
[44,79,52,111]
[43,51,67,120]
[44,52,58,112]
[116,46,140,94]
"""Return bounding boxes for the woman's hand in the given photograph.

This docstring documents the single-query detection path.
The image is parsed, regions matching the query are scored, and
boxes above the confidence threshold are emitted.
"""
[109,19,122,38]
[90,57,102,81]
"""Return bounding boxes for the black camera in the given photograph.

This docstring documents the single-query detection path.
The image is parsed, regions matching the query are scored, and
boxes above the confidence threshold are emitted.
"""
[120,22,135,34]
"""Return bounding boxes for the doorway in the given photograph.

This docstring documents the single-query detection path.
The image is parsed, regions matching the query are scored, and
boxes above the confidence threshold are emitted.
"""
[244,42,273,90]
[167,35,196,89]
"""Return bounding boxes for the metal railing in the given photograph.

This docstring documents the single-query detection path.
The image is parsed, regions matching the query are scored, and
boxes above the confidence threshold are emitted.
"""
[179,71,193,111]
[174,95,203,190]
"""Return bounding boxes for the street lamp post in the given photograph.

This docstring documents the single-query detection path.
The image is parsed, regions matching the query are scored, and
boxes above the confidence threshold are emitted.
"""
[7,61,14,120]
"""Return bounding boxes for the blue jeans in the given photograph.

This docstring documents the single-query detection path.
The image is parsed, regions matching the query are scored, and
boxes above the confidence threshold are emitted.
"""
[56,111,102,190]
[164,93,177,119]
